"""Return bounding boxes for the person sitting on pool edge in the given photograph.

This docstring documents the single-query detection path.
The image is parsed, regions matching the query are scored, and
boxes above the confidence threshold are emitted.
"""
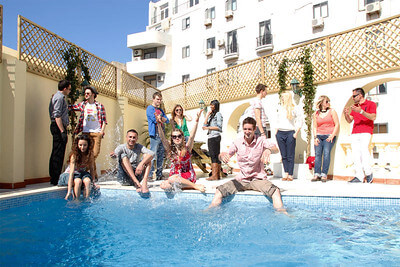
[110,129,154,193]
[208,117,286,212]
[157,109,205,193]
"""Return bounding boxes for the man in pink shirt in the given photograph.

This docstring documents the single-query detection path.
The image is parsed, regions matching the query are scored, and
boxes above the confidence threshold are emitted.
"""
[344,88,377,183]
[209,117,285,211]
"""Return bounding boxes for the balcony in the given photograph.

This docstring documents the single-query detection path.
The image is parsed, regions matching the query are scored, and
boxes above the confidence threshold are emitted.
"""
[256,34,274,53]
[127,31,171,50]
[223,44,239,61]
[127,58,168,76]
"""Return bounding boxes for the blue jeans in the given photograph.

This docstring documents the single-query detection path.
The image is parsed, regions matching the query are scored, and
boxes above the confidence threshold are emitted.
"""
[314,135,336,177]
[149,134,165,178]
[276,130,296,175]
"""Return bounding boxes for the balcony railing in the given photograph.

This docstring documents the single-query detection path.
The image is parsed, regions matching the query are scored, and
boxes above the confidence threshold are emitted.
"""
[225,43,238,55]
[256,34,273,47]
[161,14,400,112]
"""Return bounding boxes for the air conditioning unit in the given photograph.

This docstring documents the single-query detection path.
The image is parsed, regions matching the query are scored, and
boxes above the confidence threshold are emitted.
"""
[161,18,171,31]
[366,2,381,14]
[157,75,164,83]
[312,17,324,28]
[133,49,143,57]
[225,10,234,18]
[204,18,212,26]
[217,39,225,46]
[205,49,213,56]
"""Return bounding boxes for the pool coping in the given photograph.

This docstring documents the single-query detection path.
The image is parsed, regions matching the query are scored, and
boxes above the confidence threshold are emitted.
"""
[1,175,399,201]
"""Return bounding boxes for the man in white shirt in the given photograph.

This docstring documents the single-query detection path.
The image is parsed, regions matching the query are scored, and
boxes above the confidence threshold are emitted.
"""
[70,86,107,179]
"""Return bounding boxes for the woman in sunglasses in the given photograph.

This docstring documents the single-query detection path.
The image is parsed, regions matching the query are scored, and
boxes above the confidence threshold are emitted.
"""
[312,95,339,182]
[156,110,205,192]
[171,104,192,142]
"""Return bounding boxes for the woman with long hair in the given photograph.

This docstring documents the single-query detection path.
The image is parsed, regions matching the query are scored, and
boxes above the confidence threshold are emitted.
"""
[63,134,96,200]
[202,100,223,180]
[312,95,339,182]
[275,92,303,181]
[171,104,192,142]
[157,110,205,192]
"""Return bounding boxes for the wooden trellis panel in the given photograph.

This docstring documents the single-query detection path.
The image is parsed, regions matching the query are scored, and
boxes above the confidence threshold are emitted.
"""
[0,5,3,63]
[329,16,400,80]
[163,15,400,111]
[121,70,159,108]
[18,16,117,98]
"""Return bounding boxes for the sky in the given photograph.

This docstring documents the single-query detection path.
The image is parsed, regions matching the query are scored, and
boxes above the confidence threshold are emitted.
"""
[1,0,150,63]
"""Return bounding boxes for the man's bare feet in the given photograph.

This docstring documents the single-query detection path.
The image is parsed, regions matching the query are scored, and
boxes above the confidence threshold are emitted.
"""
[141,183,149,194]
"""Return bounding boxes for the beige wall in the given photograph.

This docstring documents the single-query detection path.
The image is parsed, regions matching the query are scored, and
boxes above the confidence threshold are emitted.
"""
[1,47,148,185]
[0,48,27,185]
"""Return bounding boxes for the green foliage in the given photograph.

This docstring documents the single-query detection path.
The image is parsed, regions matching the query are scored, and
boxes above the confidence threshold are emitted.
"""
[300,47,316,158]
[277,57,289,98]
[277,48,316,159]
[60,47,91,135]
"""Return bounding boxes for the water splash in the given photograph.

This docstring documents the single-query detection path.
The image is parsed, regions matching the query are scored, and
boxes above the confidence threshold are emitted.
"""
[98,116,124,183]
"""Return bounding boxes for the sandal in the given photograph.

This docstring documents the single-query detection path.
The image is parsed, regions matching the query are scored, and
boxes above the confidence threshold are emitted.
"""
[311,176,321,182]
[321,177,327,183]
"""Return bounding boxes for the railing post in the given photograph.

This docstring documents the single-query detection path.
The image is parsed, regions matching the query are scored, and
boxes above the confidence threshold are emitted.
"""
[325,37,332,81]
[17,15,21,60]
[144,81,147,108]
[184,82,187,108]
[260,57,265,85]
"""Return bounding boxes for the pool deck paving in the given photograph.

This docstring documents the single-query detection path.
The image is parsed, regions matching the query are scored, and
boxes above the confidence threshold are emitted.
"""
[1,170,399,200]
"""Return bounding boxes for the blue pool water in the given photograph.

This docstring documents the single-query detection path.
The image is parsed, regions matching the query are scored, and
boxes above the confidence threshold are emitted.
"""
[1,190,400,266]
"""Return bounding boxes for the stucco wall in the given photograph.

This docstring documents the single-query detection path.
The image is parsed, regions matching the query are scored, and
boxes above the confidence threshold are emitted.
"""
[0,47,148,185]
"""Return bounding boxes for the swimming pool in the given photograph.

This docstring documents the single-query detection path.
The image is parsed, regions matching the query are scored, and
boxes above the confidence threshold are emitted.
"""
[1,189,399,266]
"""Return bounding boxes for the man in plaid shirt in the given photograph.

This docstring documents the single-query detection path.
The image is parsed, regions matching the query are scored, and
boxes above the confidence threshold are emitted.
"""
[70,85,107,179]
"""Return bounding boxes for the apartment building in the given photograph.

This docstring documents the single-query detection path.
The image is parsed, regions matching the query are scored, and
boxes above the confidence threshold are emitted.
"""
[127,0,400,89]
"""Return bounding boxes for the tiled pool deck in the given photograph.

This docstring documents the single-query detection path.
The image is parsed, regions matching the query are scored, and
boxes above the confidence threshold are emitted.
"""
[1,170,399,210]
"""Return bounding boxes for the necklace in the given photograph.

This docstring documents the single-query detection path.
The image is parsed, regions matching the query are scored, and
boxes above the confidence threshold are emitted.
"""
[320,109,328,113]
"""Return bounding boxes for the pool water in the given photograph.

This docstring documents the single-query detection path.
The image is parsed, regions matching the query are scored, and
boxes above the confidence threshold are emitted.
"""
[1,190,400,266]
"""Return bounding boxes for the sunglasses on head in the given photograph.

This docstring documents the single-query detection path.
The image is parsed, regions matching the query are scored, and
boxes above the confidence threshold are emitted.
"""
[172,134,183,139]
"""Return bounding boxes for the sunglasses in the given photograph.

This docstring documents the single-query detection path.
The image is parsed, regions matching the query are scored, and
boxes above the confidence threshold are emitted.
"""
[175,109,182,112]
[352,94,360,98]
[172,134,183,139]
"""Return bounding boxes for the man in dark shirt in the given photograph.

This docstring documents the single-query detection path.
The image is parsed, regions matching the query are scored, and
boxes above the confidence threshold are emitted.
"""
[49,80,71,185]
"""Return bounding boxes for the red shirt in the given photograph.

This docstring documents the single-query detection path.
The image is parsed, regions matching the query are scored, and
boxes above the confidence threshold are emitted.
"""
[350,99,377,134]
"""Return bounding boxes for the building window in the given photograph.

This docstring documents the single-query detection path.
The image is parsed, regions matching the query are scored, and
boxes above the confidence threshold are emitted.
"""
[227,62,237,67]
[182,74,190,82]
[313,2,328,19]
[205,7,216,19]
[190,0,199,7]
[207,37,216,49]
[160,3,169,20]
[373,123,388,134]
[257,20,272,47]
[143,48,157,59]
[227,30,238,54]
[368,83,387,95]
[226,0,237,11]
[144,75,157,87]
[182,17,190,30]
[365,0,383,5]
[182,46,190,58]
[207,68,216,74]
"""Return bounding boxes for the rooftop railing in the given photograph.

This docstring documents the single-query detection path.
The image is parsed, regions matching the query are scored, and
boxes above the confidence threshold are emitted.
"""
[161,14,400,112]
[18,16,159,103]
